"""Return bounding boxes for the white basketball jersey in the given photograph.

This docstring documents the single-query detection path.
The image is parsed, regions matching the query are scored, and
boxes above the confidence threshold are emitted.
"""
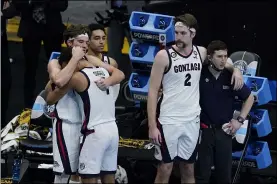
[102,54,120,102]
[76,67,116,130]
[102,54,110,64]
[158,45,202,124]
[55,90,82,124]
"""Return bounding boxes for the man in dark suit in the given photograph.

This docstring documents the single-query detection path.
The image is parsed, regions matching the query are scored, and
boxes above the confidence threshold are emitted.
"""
[1,0,17,127]
[12,0,68,108]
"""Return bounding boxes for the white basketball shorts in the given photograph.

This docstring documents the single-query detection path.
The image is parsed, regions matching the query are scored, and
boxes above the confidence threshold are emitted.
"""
[52,118,82,175]
[78,121,119,179]
[155,115,201,163]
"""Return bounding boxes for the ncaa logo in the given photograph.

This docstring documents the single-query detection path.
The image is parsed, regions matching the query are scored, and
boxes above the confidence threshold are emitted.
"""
[43,104,55,118]
[159,34,166,43]
[171,52,177,58]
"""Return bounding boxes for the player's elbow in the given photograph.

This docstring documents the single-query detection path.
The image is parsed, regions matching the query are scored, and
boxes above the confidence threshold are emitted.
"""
[50,76,65,88]
[54,80,64,89]
[50,78,61,88]
[119,70,125,81]
[113,68,125,82]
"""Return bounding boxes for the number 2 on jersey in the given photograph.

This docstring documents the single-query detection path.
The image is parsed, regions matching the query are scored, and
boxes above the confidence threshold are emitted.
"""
[184,73,191,86]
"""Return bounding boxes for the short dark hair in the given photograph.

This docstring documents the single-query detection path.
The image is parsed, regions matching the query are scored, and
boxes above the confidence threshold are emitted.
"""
[58,47,72,66]
[207,40,228,56]
[63,24,91,43]
[88,23,106,34]
[175,13,199,31]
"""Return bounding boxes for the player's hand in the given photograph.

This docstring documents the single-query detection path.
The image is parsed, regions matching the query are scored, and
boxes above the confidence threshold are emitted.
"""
[229,119,242,135]
[3,1,10,10]
[95,78,110,91]
[149,126,162,146]
[231,68,244,90]
[72,46,85,61]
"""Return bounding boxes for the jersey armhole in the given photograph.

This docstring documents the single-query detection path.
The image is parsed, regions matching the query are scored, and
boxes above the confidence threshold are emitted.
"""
[195,46,203,63]
[164,49,172,74]
[78,70,91,94]
[107,56,111,64]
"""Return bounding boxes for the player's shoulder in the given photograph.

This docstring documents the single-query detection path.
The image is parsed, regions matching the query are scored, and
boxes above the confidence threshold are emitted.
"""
[156,49,169,58]
[153,49,170,68]
[108,56,116,63]
[107,56,118,68]
[195,45,207,54]
[195,45,207,63]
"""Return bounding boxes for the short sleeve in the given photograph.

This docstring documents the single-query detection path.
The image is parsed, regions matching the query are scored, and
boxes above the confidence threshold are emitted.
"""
[233,84,251,101]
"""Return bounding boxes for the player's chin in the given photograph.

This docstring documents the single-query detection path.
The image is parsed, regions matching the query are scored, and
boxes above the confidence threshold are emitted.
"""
[176,43,184,48]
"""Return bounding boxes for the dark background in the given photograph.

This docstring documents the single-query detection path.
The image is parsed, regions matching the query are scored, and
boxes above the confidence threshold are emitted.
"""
[144,1,276,81]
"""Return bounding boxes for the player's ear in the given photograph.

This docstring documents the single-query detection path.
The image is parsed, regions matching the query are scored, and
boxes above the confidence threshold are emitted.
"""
[191,31,196,38]
[207,54,212,61]
[66,40,73,47]
[189,28,196,38]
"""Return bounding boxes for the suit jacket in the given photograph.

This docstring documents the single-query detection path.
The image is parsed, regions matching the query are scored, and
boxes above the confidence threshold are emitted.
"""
[13,0,68,38]
[2,0,18,51]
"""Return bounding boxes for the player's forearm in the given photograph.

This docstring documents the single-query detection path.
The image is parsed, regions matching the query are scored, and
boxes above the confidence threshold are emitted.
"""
[147,89,159,128]
[50,57,79,88]
[105,69,125,86]
[46,85,69,105]
[225,62,239,73]
[44,81,52,99]
[239,94,255,119]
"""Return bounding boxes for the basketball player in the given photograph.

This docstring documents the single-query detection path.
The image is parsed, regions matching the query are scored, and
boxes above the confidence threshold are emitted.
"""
[88,23,121,102]
[46,47,122,184]
[147,14,244,183]
[46,25,124,183]
[88,23,118,68]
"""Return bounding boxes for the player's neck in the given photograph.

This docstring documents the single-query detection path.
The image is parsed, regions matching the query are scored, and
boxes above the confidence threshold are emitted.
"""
[173,44,193,56]
[88,49,102,59]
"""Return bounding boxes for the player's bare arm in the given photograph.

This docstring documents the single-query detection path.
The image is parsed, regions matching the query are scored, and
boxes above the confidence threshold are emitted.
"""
[147,50,169,145]
[45,72,87,105]
[239,94,255,120]
[223,59,244,90]
[197,46,207,64]
[197,46,243,90]
[47,46,85,88]
[109,57,118,68]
